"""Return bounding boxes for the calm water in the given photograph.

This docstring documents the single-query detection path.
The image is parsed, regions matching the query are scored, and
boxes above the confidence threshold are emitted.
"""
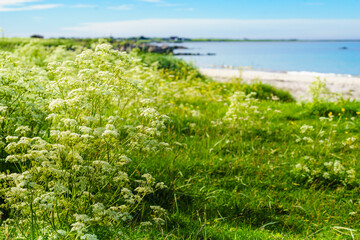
[170,41,360,76]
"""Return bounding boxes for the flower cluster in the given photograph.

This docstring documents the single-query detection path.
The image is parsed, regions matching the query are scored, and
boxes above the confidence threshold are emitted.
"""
[0,43,168,239]
[224,91,282,136]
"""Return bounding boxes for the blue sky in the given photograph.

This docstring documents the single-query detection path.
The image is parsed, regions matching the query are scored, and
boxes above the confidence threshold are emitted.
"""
[1,0,360,39]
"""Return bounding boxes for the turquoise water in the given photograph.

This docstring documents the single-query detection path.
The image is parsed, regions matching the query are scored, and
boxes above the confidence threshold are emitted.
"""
[171,41,360,76]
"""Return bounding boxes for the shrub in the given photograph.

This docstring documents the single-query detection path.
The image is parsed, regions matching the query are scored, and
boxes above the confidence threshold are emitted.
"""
[238,82,295,102]
[0,43,169,239]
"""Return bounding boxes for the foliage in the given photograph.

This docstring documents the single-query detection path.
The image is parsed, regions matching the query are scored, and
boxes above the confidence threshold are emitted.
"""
[140,53,206,81]
[239,82,295,102]
[0,43,169,239]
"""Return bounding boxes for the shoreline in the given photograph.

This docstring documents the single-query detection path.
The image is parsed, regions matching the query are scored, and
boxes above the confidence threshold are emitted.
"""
[199,68,360,100]
[199,65,359,78]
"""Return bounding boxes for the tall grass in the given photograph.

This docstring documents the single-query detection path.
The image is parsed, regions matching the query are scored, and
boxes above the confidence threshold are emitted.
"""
[0,40,359,239]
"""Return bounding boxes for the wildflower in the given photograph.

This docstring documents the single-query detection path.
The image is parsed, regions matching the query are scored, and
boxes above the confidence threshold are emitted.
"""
[102,129,119,138]
[0,106,8,114]
[93,127,105,137]
[15,126,31,136]
[300,125,314,134]
[57,230,67,236]
[323,172,330,179]
[150,205,167,215]
[70,222,87,235]
[152,217,165,225]
[333,161,345,174]
[117,155,132,166]
[113,171,129,182]
[5,136,18,143]
[140,108,159,118]
[49,99,65,111]
[79,126,92,134]
[328,112,332,117]
[155,182,168,189]
[140,221,153,227]
[347,169,356,179]
[92,161,113,172]
[142,173,155,184]
[61,118,78,127]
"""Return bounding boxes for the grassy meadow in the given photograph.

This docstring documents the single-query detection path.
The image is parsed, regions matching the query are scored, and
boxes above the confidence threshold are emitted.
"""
[0,38,359,239]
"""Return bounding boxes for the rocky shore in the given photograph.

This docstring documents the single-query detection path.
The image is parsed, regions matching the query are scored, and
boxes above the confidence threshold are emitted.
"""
[115,42,215,56]
[116,42,186,54]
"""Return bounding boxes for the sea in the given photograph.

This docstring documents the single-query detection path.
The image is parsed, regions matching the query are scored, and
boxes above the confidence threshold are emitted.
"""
[167,41,360,76]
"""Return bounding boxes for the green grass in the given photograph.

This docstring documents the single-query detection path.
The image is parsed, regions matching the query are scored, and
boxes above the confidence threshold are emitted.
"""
[135,91,360,239]
[0,39,359,239]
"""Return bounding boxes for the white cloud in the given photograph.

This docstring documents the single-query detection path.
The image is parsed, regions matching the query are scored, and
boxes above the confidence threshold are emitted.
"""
[108,5,132,10]
[0,0,40,6]
[0,4,61,11]
[0,0,61,11]
[71,4,97,8]
[61,18,360,39]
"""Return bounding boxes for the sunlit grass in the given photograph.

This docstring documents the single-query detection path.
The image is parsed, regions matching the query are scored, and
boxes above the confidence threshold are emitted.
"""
[0,40,359,239]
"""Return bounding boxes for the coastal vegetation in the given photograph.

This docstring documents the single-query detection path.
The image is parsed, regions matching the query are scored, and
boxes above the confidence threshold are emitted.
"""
[0,39,359,239]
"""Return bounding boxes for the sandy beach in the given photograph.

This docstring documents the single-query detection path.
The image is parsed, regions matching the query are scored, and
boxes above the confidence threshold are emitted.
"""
[200,68,360,100]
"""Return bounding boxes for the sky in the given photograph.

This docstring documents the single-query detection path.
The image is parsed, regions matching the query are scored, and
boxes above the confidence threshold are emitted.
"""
[1,0,360,39]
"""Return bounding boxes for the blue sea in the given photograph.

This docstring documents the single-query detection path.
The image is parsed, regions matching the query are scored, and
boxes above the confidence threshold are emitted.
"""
[169,41,360,76]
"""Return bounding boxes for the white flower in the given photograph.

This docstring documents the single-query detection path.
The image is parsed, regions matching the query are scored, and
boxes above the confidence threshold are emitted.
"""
[70,222,87,234]
[140,98,155,104]
[0,106,8,114]
[5,136,18,143]
[92,161,113,172]
[152,217,165,225]
[93,127,105,137]
[74,214,92,223]
[102,129,119,138]
[300,125,314,134]
[57,230,67,236]
[140,221,153,227]
[302,137,314,143]
[113,171,129,182]
[92,203,105,215]
[142,173,155,184]
[15,126,31,136]
[347,169,356,179]
[117,155,132,166]
[61,118,78,127]
[140,108,159,118]
[95,43,112,52]
[333,160,345,174]
[322,172,330,179]
[49,99,65,111]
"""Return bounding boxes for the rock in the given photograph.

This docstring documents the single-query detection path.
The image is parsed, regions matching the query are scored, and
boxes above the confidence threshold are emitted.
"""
[30,34,44,38]
[116,43,187,54]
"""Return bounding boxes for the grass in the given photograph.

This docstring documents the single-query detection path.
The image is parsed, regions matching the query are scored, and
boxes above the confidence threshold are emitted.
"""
[138,90,359,239]
[0,39,359,239]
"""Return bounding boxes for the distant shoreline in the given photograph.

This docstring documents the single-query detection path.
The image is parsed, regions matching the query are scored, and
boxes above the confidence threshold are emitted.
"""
[2,36,360,43]
[181,39,360,42]
[199,68,360,101]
